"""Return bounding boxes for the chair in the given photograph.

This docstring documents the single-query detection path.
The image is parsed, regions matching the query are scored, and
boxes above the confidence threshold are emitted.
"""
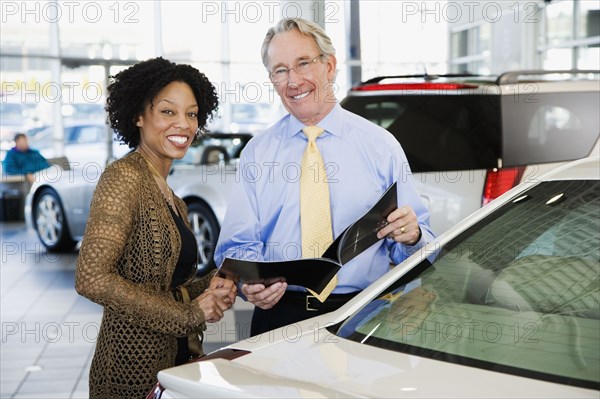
[0,156,70,221]
[46,156,71,170]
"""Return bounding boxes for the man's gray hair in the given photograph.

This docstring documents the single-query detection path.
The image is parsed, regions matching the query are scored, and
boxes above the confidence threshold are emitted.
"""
[261,18,336,69]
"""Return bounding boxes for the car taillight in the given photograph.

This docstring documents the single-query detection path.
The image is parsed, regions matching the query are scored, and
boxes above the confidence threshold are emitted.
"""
[352,83,479,91]
[146,383,165,399]
[482,167,525,205]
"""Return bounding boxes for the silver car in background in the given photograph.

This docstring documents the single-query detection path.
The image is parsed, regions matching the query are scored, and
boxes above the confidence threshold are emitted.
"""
[24,133,252,275]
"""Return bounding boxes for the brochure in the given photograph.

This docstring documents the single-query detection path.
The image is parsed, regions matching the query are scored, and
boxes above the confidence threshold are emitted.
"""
[219,182,398,294]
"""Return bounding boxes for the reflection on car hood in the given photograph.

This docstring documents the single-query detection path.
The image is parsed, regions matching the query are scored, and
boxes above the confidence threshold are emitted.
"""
[158,317,596,398]
[159,355,357,398]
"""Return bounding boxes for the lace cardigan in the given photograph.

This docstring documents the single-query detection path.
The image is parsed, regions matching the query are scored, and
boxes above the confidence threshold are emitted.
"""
[75,152,215,399]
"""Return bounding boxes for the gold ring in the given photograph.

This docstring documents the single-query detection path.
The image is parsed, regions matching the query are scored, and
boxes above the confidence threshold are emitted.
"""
[400,226,406,234]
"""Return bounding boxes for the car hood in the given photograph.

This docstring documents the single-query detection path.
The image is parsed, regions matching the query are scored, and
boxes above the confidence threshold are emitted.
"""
[158,314,597,399]
[159,157,600,398]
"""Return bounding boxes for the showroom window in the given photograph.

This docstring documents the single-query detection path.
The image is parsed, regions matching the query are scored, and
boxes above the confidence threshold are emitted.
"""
[359,1,448,79]
[447,0,599,74]
[541,0,600,70]
[449,23,491,74]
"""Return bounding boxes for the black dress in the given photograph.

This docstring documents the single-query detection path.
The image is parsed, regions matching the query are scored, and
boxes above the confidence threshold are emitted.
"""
[168,205,199,365]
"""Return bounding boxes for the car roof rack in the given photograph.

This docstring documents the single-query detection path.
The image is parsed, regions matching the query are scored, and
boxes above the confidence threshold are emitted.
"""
[496,70,600,84]
[361,73,479,85]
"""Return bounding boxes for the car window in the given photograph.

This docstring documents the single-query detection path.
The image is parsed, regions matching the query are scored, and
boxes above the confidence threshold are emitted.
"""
[340,94,502,172]
[63,126,78,144]
[74,126,102,144]
[0,103,27,120]
[362,101,407,130]
[174,134,251,166]
[502,90,600,166]
[30,125,108,149]
[337,179,599,389]
[232,103,272,121]
[29,128,54,149]
[62,103,104,120]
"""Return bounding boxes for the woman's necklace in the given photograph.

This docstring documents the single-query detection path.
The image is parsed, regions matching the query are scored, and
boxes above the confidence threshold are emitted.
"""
[137,151,176,210]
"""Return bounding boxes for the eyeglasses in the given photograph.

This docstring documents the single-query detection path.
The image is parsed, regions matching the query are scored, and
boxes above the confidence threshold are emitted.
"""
[269,54,324,83]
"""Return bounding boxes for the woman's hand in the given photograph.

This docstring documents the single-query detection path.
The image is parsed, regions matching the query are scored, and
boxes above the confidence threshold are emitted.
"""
[195,276,237,323]
[208,275,237,304]
[194,286,235,323]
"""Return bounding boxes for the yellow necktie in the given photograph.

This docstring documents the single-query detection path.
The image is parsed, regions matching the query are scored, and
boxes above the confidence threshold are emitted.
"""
[300,126,337,302]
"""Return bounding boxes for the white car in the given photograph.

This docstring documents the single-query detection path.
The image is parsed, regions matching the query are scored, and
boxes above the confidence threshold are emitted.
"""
[341,70,600,235]
[151,155,600,398]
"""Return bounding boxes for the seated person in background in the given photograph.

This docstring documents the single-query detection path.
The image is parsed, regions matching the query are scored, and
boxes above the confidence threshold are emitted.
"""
[2,133,50,183]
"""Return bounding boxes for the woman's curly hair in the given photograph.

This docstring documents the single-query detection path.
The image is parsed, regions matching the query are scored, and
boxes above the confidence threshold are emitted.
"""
[106,57,219,148]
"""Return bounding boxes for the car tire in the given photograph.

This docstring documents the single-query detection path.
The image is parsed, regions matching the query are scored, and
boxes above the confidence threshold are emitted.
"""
[187,201,219,277]
[33,188,78,252]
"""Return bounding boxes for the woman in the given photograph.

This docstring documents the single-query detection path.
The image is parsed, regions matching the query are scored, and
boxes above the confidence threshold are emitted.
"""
[75,57,236,399]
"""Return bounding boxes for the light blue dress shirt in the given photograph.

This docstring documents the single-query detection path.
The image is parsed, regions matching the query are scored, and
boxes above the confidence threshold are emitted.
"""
[214,104,435,293]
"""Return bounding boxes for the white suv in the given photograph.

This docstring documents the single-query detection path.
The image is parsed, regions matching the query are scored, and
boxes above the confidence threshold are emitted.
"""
[340,70,600,235]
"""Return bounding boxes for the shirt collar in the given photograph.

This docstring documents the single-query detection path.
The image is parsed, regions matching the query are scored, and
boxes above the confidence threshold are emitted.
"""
[285,103,344,139]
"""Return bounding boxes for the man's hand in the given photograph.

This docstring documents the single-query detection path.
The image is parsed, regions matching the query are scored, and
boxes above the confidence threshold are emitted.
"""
[377,205,421,245]
[241,281,288,309]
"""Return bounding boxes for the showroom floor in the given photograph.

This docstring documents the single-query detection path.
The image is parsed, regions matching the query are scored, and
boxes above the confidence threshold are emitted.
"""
[0,221,253,399]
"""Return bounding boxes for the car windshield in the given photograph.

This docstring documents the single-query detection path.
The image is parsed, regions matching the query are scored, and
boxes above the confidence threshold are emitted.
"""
[62,103,105,120]
[174,134,251,166]
[0,103,27,122]
[336,179,599,389]
[30,125,111,147]
[232,103,272,121]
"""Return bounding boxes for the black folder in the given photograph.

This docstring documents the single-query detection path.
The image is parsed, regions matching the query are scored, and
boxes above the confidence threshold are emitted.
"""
[219,182,398,293]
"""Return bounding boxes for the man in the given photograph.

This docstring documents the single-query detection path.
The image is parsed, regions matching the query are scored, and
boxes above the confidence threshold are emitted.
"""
[215,18,435,336]
[2,133,50,183]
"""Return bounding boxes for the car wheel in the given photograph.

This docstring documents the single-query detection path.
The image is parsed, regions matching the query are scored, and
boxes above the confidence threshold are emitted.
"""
[187,202,219,277]
[33,188,78,252]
